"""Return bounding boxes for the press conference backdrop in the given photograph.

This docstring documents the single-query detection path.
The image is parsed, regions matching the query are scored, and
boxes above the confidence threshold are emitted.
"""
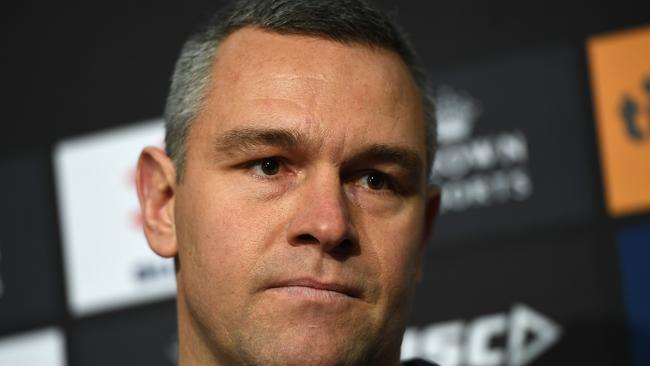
[0,1,649,365]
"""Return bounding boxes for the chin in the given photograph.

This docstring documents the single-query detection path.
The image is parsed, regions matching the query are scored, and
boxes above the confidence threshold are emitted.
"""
[237,325,375,366]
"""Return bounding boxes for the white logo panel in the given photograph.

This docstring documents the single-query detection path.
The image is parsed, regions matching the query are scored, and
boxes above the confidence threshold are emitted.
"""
[54,119,176,317]
[0,328,66,366]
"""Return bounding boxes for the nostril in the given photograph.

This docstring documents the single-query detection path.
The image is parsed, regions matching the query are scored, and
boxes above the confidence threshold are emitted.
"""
[296,233,319,244]
[290,233,356,258]
[332,239,353,254]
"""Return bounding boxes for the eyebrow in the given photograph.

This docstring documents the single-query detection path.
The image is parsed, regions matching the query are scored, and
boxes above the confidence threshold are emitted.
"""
[213,127,306,155]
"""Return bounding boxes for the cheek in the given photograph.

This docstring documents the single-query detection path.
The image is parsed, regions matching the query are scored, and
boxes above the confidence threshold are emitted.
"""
[358,203,425,298]
[175,178,284,304]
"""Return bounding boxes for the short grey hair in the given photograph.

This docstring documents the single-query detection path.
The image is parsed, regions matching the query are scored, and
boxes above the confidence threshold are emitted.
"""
[164,0,435,181]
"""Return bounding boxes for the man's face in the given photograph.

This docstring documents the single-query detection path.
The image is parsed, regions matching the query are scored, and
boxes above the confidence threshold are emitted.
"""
[172,28,435,366]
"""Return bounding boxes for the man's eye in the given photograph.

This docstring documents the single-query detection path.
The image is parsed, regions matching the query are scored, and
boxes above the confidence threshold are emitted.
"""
[251,158,281,176]
[360,172,388,190]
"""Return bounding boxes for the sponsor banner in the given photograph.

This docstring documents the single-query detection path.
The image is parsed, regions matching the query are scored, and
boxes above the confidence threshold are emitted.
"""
[54,119,176,317]
[0,328,66,366]
[588,25,650,217]
[406,228,627,365]
[69,300,177,366]
[428,46,598,244]
[0,153,63,330]
[618,224,650,366]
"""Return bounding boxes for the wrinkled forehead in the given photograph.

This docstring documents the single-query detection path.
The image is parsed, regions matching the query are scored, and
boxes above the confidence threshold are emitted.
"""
[193,27,428,160]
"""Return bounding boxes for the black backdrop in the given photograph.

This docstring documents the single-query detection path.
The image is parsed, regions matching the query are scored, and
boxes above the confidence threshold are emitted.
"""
[1,1,649,365]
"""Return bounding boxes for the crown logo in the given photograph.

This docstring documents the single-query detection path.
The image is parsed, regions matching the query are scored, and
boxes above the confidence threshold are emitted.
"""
[435,86,482,145]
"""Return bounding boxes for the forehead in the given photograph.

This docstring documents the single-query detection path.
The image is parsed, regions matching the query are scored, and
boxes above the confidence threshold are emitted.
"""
[192,27,427,158]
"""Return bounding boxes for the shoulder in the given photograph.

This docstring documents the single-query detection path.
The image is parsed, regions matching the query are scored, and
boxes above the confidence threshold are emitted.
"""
[402,358,440,366]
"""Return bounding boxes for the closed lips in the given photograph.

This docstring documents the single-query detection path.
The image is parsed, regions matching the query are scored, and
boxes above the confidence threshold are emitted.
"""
[267,278,361,299]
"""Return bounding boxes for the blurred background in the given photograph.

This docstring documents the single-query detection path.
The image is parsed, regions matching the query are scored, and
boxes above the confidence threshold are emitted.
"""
[0,1,649,365]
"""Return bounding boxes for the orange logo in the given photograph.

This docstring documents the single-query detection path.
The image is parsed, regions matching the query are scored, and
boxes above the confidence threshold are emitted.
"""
[588,25,650,217]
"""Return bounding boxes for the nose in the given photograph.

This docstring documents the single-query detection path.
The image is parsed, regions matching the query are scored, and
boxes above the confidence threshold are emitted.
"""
[286,170,357,255]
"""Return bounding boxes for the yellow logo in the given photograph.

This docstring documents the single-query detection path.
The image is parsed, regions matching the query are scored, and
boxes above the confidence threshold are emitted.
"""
[588,25,650,217]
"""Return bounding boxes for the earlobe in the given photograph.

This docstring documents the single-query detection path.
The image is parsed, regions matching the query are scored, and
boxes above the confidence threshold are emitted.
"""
[136,147,178,258]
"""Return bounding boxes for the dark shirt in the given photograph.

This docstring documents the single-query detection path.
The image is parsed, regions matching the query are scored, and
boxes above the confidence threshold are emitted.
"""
[402,358,439,366]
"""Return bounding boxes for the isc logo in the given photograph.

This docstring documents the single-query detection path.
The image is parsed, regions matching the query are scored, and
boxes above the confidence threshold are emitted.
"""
[588,25,650,217]
[401,303,561,366]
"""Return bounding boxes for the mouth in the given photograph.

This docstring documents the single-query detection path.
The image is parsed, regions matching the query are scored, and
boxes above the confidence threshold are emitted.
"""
[266,278,361,300]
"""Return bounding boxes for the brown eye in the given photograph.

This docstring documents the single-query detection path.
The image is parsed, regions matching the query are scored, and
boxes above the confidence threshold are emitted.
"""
[364,172,386,190]
[259,158,280,176]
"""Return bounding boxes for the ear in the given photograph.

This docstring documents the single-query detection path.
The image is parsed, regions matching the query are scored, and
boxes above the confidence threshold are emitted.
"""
[415,185,441,282]
[136,146,178,258]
